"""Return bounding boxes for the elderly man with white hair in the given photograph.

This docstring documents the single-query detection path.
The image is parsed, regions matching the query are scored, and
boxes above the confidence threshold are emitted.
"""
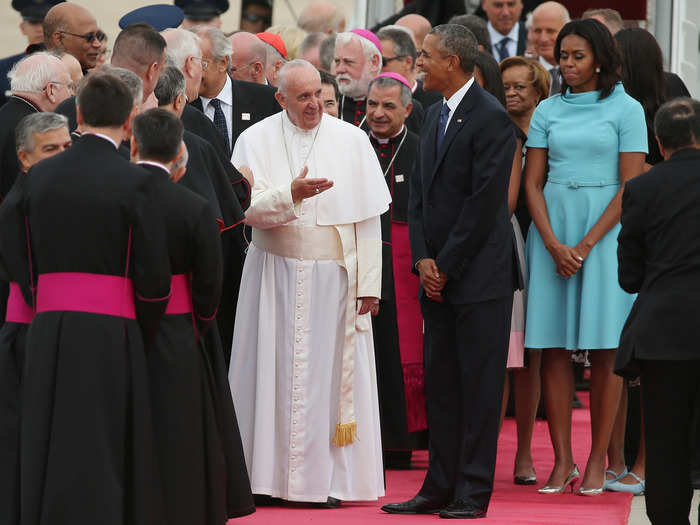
[228,58,389,507]
[334,29,424,133]
[0,51,71,198]
[189,26,278,157]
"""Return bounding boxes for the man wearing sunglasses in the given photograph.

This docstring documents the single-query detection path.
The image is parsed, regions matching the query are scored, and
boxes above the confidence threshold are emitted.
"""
[43,3,103,73]
[239,0,272,33]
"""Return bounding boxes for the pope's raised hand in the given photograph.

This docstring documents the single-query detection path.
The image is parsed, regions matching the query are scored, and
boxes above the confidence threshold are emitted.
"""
[290,166,334,202]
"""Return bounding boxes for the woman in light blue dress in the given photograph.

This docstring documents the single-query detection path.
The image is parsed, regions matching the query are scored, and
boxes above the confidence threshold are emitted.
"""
[523,19,647,495]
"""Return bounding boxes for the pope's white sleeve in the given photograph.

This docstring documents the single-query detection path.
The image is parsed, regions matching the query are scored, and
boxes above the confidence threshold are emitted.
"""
[355,214,382,298]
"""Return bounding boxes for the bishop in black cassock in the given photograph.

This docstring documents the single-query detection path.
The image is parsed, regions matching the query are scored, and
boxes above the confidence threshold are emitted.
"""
[366,74,426,469]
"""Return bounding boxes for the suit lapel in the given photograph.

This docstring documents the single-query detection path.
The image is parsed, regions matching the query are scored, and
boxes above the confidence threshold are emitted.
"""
[191,97,203,113]
[426,84,479,187]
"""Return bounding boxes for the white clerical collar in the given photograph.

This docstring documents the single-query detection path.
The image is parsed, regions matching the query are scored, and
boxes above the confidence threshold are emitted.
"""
[487,20,520,43]
[539,55,557,70]
[82,132,119,149]
[136,160,170,174]
[281,108,320,136]
[444,77,474,114]
[200,74,232,111]
[370,125,405,144]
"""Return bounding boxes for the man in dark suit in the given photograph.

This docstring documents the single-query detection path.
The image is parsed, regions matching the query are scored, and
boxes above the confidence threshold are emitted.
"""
[189,25,278,155]
[382,24,516,519]
[616,97,700,525]
[482,0,528,60]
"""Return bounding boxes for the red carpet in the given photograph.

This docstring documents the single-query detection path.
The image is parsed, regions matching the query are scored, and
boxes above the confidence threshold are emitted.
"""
[230,393,632,524]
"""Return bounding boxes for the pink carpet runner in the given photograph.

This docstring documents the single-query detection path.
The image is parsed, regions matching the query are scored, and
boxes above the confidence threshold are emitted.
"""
[230,393,633,524]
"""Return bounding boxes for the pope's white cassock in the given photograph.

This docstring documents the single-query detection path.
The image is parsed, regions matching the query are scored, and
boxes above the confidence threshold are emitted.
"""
[228,110,391,502]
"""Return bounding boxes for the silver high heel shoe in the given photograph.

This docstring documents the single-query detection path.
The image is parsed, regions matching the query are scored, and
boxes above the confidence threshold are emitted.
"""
[576,485,605,496]
[538,465,580,494]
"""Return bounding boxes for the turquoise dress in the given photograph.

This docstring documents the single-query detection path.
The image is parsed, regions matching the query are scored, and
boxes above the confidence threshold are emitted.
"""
[524,83,647,350]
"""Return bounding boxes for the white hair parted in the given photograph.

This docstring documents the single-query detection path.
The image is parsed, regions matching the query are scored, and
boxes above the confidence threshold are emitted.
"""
[8,51,66,92]
[190,25,232,63]
[277,59,320,96]
[162,28,202,69]
[335,31,382,73]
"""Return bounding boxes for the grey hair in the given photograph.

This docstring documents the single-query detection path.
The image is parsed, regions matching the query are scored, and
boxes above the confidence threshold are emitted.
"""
[335,32,382,72]
[368,76,412,107]
[190,25,232,63]
[162,28,202,69]
[376,26,417,62]
[299,32,325,56]
[154,66,186,106]
[8,52,66,92]
[173,142,188,171]
[15,112,68,153]
[319,34,336,71]
[429,24,477,74]
[277,59,319,96]
[263,42,286,66]
[96,65,143,106]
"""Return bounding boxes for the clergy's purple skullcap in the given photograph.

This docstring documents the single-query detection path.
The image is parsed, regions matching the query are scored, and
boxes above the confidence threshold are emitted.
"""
[374,72,411,90]
[350,28,382,53]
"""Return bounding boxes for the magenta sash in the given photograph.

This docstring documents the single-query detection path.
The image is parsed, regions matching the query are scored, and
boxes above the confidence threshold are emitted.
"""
[6,281,34,324]
[36,273,137,319]
[165,274,192,315]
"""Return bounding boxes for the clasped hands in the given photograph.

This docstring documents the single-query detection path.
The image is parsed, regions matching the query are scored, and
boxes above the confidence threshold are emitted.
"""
[358,297,380,316]
[291,166,333,202]
[417,258,448,302]
[547,240,592,278]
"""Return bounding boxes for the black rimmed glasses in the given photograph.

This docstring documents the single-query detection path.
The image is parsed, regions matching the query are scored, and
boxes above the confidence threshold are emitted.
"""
[382,55,408,64]
[58,30,106,44]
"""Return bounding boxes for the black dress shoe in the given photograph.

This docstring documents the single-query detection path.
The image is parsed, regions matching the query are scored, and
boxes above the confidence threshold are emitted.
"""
[438,500,486,519]
[313,497,341,509]
[381,495,445,514]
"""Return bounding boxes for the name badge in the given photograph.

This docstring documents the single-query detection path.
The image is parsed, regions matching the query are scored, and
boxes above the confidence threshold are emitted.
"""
[395,174,405,183]
[241,113,251,121]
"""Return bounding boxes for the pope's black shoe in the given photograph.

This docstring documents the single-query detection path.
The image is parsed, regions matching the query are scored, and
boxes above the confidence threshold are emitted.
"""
[438,500,487,519]
[381,495,446,514]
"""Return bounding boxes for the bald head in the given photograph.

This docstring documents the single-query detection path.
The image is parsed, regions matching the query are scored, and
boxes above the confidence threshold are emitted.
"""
[396,14,431,51]
[276,60,323,130]
[532,1,570,65]
[43,4,101,70]
[229,32,267,84]
[57,51,84,84]
[298,1,346,35]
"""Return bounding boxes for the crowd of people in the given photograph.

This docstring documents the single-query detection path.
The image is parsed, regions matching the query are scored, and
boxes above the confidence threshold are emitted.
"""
[0,0,698,524]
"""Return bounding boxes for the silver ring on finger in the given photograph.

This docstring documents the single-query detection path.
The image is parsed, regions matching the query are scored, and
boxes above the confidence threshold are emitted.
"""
[315,186,320,194]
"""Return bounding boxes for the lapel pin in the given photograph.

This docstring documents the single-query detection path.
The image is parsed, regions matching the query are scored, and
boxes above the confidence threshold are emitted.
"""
[241,112,251,121]
[457,119,463,123]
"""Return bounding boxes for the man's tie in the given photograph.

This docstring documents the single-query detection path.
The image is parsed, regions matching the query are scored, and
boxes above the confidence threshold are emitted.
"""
[436,103,450,153]
[210,98,231,154]
[549,66,562,94]
[495,37,511,61]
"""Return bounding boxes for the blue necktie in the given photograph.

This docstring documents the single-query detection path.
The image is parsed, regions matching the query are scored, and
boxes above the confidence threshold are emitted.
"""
[210,98,231,154]
[496,37,511,61]
[436,103,450,152]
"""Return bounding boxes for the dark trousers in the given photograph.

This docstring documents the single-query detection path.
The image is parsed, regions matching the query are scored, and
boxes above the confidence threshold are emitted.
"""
[418,295,512,510]
[640,359,700,525]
